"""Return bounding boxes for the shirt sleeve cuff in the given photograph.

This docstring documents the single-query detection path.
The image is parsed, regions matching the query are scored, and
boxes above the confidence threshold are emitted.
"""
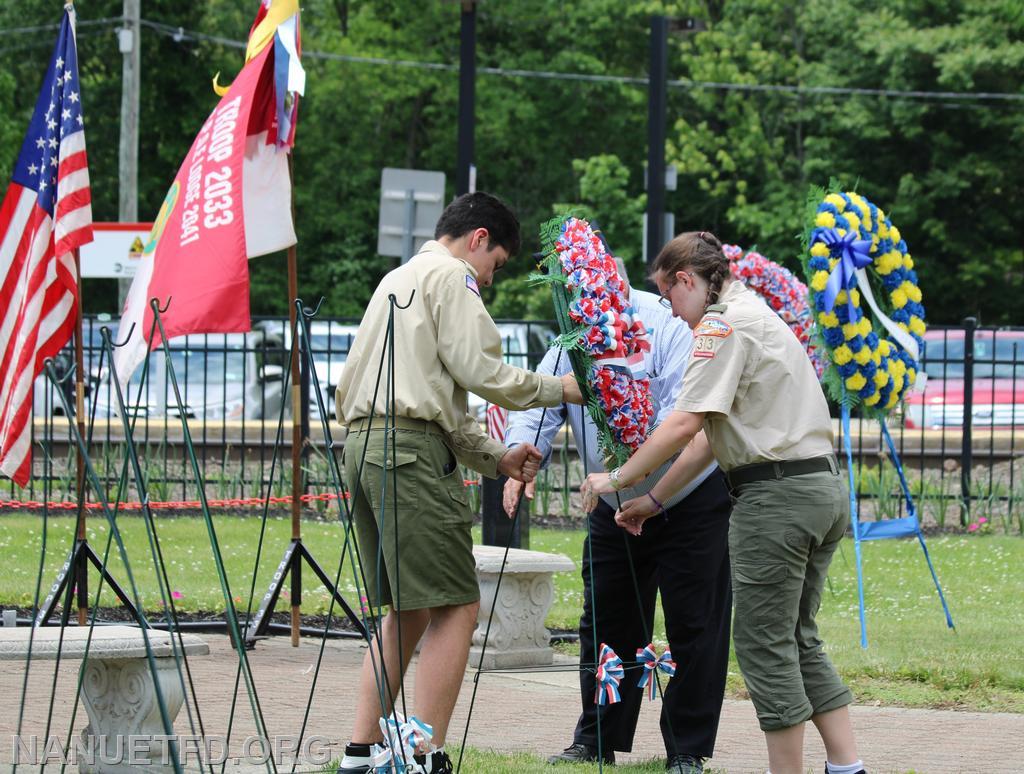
[539,374,563,406]
[451,437,507,479]
[674,398,730,415]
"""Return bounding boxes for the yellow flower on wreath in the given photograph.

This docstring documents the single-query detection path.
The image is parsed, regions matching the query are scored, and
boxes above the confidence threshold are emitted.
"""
[833,345,853,365]
[845,372,867,391]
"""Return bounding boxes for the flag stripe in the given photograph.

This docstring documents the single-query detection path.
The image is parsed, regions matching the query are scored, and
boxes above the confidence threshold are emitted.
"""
[0,278,73,449]
[55,184,90,222]
[0,283,74,484]
[0,206,50,370]
[0,221,56,420]
[0,187,36,292]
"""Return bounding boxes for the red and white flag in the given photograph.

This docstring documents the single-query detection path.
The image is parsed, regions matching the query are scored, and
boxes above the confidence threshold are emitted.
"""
[113,0,304,386]
[486,403,509,443]
[0,6,93,487]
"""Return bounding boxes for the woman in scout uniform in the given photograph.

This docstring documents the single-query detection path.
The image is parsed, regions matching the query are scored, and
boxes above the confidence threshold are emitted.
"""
[583,232,866,774]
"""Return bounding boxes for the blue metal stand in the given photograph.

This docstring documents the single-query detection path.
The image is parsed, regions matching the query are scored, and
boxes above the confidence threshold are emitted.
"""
[840,397,955,648]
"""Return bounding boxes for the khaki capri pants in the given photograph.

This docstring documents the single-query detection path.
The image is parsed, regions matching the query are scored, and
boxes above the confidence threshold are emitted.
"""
[728,469,854,731]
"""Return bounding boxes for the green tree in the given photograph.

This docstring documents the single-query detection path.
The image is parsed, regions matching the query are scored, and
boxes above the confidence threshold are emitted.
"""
[2,0,1020,325]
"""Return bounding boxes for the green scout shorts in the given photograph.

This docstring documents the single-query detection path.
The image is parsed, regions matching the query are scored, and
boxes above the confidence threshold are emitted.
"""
[729,469,854,731]
[343,421,479,611]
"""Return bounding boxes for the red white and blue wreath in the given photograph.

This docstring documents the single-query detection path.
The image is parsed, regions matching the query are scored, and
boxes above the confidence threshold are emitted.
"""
[723,244,826,379]
[535,215,673,704]
[535,215,655,467]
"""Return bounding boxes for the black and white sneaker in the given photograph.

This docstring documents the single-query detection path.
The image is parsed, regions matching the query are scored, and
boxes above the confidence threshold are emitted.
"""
[337,742,380,773]
[412,750,453,773]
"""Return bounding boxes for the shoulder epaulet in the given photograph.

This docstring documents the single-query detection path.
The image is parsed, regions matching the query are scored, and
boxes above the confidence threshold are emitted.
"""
[706,303,728,314]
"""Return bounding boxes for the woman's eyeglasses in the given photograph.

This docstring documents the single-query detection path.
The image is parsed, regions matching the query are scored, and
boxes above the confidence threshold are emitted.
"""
[658,271,694,309]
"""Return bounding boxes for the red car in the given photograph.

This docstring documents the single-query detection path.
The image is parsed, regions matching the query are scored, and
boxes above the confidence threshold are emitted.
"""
[904,329,1024,429]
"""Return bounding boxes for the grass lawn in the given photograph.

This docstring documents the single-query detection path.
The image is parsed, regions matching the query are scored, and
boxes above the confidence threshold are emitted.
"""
[1,512,1022,713]
[321,748,729,773]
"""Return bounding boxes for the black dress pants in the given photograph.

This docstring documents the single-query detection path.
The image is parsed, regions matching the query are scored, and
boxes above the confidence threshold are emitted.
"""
[572,469,732,757]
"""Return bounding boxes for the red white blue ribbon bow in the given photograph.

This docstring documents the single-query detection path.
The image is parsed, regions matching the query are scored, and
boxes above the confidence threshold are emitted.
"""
[374,712,433,772]
[594,643,624,705]
[636,643,676,701]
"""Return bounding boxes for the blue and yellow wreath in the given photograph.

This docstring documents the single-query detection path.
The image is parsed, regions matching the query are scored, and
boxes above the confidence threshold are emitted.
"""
[801,187,926,415]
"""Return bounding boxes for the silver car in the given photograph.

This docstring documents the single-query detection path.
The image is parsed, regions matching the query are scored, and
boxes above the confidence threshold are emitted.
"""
[254,319,359,419]
[90,330,285,421]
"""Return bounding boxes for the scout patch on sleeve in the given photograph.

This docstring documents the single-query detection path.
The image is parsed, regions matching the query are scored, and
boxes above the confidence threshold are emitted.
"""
[465,275,480,296]
[694,318,733,338]
[692,335,718,359]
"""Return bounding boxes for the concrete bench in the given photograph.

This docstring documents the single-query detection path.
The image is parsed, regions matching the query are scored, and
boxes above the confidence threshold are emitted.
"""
[469,545,575,670]
[0,624,208,773]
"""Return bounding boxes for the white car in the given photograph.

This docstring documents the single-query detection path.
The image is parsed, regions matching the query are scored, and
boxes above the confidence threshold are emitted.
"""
[90,330,286,421]
[255,319,359,420]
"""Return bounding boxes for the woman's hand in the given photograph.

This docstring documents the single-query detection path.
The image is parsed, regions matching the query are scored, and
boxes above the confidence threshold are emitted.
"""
[614,495,660,536]
[581,472,615,512]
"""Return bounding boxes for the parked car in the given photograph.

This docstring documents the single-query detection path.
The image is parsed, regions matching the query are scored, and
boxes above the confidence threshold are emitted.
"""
[31,318,111,418]
[904,329,1024,429]
[90,330,286,421]
[255,319,359,418]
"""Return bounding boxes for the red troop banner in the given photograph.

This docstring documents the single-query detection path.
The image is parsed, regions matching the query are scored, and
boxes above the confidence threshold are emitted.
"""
[114,42,296,385]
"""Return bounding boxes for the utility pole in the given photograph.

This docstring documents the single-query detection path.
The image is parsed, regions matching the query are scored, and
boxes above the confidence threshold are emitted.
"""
[645,15,668,270]
[456,0,476,196]
[455,1,518,546]
[118,0,140,307]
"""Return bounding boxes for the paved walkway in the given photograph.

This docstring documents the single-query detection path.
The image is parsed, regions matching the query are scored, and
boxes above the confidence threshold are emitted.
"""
[1,633,1020,773]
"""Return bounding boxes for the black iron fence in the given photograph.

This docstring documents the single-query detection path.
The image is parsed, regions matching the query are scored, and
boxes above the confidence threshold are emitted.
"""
[8,316,1023,533]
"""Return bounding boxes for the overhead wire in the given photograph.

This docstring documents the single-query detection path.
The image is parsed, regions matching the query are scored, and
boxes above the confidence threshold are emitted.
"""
[1,15,999,106]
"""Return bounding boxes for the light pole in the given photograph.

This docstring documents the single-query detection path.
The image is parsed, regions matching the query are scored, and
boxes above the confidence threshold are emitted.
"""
[118,0,140,307]
[456,0,476,195]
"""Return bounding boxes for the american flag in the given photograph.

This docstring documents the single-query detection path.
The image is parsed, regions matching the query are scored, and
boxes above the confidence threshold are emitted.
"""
[486,403,509,443]
[0,6,93,487]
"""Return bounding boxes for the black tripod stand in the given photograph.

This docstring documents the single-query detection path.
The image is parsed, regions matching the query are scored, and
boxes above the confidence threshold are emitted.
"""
[34,527,143,627]
[245,297,367,646]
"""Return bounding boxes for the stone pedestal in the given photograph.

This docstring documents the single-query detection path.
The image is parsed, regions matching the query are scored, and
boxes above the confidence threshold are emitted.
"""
[0,625,209,773]
[469,545,575,670]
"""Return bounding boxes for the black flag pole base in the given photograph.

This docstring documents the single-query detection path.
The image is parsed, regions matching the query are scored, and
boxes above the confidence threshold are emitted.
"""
[244,538,368,648]
[34,538,145,628]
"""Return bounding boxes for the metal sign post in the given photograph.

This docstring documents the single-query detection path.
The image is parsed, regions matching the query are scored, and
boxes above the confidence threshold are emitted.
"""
[377,168,446,262]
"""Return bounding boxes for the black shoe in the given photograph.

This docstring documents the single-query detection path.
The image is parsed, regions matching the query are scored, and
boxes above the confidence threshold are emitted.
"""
[666,753,704,774]
[547,742,615,765]
[413,750,453,773]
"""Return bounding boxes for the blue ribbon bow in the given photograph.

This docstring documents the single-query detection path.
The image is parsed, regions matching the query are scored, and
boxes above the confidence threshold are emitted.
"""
[375,712,433,773]
[818,227,873,318]
[636,643,677,701]
[594,643,624,705]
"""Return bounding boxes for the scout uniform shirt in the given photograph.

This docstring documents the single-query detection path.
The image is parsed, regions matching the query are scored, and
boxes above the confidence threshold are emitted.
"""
[335,240,563,478]
[674,280,834,471]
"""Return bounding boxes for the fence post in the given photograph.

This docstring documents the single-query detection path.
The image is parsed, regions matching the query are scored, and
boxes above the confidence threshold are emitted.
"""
[960,316,976,525]
[482,475,527,549]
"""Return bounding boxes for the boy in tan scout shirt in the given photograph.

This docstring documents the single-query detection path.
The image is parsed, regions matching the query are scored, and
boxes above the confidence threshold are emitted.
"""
[584,232,866,774]
[335,193,582,773]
